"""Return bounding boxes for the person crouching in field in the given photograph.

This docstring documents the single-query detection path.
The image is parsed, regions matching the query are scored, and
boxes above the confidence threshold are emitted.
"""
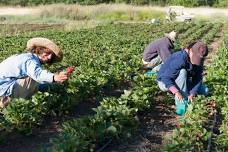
[142,31,178,73]
[156,41,209,115]
[0,37,68,108]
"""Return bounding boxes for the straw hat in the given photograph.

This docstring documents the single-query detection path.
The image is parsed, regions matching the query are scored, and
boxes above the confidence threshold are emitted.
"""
[165,31,177,42]
[27,37,63,62]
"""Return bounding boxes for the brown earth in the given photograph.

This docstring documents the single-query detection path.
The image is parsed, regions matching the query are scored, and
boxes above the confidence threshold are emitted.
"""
[0,99,100,152]
[102,100,177,152]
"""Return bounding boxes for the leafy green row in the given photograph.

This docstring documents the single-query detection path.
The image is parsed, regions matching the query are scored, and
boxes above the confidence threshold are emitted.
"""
[41,75,161,152]
[163,96,215,151]
[0,21,223,150]
[163,22,227,151]
[0,23,185,134]
[207,39,228,151]
[202,23,223,43]
[38,22,224,151]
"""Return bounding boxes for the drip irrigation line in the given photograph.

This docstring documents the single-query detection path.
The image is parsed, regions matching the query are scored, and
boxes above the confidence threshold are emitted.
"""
[96,138,112,152]
[206,109,217,152]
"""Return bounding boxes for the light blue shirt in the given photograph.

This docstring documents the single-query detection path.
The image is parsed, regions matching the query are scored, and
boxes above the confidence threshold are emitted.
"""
[0,53,54,96]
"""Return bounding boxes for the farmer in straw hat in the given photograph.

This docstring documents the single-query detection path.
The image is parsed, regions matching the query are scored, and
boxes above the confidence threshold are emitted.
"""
[157,41,209,115]
[142,30,178,73]
[0,37,68,108]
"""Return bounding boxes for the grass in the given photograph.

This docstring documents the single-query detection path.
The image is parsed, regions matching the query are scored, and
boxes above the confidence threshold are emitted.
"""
[64,20,109,31]
[96,10,164,21]
[0,15,68,24]
[1,4,227,32]
[37,4,165,22]
[0,4,165,31]
[194,14,228,23]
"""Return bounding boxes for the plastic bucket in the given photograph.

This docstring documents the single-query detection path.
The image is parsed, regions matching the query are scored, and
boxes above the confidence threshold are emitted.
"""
[175,99,188,116]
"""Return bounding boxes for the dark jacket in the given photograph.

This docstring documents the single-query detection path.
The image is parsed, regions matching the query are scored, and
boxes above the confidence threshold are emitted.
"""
[143,37,174,62]
[157,50,203,96]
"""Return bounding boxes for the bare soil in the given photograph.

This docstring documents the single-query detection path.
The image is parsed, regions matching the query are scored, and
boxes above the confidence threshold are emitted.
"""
[0,99,100,152]
[205,27,225,65]
[102,101,177,152]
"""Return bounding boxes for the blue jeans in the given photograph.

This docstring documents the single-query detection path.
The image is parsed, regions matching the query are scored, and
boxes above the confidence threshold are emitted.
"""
[158,69,208,102]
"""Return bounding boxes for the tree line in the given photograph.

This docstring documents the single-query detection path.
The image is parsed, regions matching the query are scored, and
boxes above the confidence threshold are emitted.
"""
[0,0,227,7]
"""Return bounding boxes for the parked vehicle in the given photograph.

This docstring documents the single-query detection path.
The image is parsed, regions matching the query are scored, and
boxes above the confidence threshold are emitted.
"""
[166,6,194,22]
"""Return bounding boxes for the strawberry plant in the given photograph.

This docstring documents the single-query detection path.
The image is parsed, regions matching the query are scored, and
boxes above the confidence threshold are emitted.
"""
[0,21,226,151]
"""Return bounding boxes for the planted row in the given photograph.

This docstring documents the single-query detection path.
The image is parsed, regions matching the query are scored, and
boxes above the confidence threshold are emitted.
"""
[164,23,227,151]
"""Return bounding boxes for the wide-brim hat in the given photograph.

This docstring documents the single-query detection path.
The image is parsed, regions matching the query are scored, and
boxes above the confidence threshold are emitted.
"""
[191,41,208,66]
[26,37,63,62]
[165,30,177,42]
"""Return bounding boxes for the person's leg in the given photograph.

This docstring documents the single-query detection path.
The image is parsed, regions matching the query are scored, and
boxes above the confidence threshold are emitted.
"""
[144,55,162,72]
[157,81,169,92]
[158,69,188,116]
[0,96,10,108]
[11,77,39,99]
[38,83,50,92]
[158,69,188,98]
[198,84,209,95]
[174,69,188,115]
[153,63,162,72]
[175,69,188,100]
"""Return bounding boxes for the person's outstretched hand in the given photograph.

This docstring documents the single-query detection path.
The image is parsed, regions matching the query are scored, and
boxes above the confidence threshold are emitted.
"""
[175,91,184,102]
[54,71,68,83]
[188,94,194,102]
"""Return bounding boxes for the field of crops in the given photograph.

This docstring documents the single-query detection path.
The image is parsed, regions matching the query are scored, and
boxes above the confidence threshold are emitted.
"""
[0,21,227,151]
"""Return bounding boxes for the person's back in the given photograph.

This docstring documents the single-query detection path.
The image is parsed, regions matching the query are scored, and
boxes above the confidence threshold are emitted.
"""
[142,31,177,73]
[157,50,187,83]
[0,53,36,77]
[143,36,173,62]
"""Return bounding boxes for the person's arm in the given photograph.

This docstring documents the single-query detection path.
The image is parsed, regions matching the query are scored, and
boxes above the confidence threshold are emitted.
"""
[159,51,188,103]
[160,55,185,94]
[189,66,203,96]
[53,71,68,83]
[163,72,185,102]
[25,59,67,83]
[158,38,173,62]
[158,46,171,62]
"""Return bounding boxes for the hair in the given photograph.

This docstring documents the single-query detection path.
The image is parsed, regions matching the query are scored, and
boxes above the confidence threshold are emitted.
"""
[186,41,208,57]
[31,46,55,63]
[186,41,198,50]
[31,46,50,54]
